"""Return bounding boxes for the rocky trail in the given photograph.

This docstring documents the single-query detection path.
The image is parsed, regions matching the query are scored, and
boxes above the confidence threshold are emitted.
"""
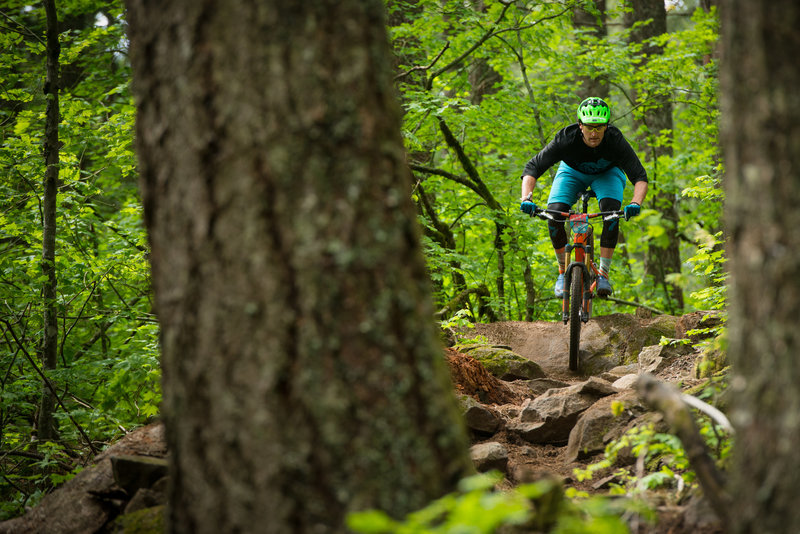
[0,312,724,534]
[448,312,724,533]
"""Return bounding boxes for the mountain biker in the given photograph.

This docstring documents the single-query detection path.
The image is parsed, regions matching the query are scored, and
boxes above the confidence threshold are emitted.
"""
[519,97,648,298]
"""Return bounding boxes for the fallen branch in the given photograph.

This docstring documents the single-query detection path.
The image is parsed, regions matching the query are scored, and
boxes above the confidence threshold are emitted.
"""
[605,296,666,315]
[636,374,731,529]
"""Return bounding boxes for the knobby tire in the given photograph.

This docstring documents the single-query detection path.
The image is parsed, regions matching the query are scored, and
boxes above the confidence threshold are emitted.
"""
[569,269,582,372]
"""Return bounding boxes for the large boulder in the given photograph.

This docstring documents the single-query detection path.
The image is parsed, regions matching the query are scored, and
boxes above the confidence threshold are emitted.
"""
[455,344,546,381]
[509,377,618,444]
[675,311,723,342]
[564,390,645,462]
[471,314,680,376]
[638,342,694,375]
[576,314,681,374]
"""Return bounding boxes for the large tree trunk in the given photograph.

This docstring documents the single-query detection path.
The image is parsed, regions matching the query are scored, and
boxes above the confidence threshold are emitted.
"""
[37,0,60,441]
[125,1,473,533]
[625,0,683,312]
[722,2,800,532]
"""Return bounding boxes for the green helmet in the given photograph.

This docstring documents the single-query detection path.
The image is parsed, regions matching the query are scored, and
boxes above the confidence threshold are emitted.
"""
[577,97,610,124]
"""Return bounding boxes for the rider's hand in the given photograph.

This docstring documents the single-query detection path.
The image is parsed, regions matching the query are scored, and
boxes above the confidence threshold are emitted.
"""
[520,200,538,215]
[624,202,641,220]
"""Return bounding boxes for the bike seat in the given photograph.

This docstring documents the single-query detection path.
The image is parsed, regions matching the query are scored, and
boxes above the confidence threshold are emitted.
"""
[579,188,597,199]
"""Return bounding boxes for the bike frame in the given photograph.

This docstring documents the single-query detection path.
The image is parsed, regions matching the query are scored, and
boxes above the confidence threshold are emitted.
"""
[532,190,624,371]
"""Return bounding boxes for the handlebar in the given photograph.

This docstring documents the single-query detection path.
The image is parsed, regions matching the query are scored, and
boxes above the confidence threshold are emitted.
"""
[531,208,625,222]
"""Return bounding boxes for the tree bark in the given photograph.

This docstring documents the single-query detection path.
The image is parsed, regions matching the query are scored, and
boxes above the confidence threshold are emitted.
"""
[125,1,473,533]
[722,2,800,532]
[37,0,60,442]
[573,0,608,99]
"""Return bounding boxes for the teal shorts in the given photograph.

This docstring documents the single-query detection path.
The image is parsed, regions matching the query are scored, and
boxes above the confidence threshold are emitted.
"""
[547,161,627,205]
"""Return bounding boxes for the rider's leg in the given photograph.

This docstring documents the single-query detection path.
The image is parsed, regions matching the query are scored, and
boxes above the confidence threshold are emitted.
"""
[588,164,624,299]
[547,202,570,297]
[597,197,622,295]
[589,166,625,289]
[547,162,585,297]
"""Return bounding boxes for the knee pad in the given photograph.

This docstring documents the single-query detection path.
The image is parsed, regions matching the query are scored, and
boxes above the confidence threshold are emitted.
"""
[599,198,622,248]
[547,203,570,249]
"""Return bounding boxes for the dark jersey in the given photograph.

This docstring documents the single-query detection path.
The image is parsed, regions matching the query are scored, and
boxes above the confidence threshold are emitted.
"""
[522,123,648,184]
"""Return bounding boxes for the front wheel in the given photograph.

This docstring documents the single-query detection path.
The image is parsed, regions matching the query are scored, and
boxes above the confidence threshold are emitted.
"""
[569,268,583,372]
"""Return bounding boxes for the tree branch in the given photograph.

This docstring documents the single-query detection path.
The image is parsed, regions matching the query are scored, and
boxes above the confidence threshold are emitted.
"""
[427,2,515,88]
[394,41,450,81]
[410,163,483,197]
[637,374,731,530]
[0,318,98,455]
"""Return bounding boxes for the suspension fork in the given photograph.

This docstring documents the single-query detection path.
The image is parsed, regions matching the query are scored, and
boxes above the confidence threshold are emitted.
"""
[563,242,593,324]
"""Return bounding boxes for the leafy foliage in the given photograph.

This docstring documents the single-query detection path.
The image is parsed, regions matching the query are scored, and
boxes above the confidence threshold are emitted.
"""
[348,471,637,534]
[389,0,721,322]
[0,1,158,518]
[574,377,732,502]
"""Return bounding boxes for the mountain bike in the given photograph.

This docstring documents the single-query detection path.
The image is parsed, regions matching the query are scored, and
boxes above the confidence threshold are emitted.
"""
[532,190,624,372]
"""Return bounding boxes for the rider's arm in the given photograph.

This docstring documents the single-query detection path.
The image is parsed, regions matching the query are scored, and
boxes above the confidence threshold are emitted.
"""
[520,125,572,189]
[631,180,647,206]
[521,175,536,200]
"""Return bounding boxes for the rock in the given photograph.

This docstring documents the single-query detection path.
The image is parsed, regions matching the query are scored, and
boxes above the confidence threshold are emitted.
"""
[695,347,728,378]
[579,314,681,374]
[564,391,644,462]
[511,378,618,444]
[456,344,546,381]
[612,374,639,390]
[461,396,502,435]
[602,363,639,380]
[471,314,680,377]
[574,376,618,397]
[111,455,169,496]
[525,378,570,396]
[106,505,165,533]
[638,343,693,375]
[123,485,166,515]
[470,442,509,473]
[676,311,723,342]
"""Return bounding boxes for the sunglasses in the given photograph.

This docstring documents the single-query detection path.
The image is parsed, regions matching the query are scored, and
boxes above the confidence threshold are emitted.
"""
[582,123,607,132]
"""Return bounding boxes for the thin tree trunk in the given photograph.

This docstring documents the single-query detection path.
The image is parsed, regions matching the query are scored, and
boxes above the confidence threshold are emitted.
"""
[37,0,60,441]
[126,1,473,532]
[574,0,608,99]
[625,0,683,312]
[722,1,800,532]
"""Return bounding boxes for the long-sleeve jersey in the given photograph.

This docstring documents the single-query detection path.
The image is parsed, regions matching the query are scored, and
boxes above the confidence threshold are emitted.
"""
[522,123,648,184]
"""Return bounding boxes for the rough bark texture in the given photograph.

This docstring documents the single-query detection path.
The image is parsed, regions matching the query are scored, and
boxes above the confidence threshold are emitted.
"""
[721,2,800,532]
[573,0,608,99]
[625,0,683,313]
[125,1,472,533]
[38,0,60,441]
